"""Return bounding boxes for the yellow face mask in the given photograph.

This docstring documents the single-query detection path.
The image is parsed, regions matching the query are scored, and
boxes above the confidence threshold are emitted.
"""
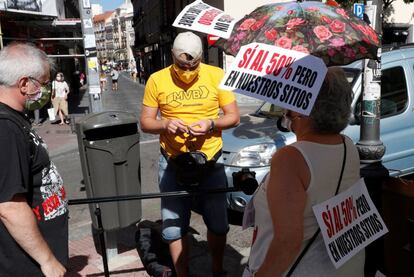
[172,64,200,84]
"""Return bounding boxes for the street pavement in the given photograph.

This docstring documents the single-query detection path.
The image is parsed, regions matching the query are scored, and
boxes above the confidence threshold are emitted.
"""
[33,72,258,276]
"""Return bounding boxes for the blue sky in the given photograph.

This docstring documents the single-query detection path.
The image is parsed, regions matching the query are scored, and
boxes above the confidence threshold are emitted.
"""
[91,0,125,12]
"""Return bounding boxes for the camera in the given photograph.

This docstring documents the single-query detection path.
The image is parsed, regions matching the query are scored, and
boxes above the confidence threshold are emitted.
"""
[232,168,259,195]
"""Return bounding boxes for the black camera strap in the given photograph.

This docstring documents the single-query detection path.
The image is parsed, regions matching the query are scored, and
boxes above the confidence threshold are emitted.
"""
[160,147,222,163]
[286,135,346,277]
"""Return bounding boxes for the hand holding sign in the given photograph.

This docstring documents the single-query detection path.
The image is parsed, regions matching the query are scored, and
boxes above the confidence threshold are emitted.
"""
[219,43,327,116]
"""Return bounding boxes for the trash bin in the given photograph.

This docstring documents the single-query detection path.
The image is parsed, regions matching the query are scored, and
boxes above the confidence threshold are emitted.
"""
[76,111,141,231]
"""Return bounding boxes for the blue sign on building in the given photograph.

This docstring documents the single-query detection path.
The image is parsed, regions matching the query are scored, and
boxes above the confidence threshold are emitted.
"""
[353,3,365,19]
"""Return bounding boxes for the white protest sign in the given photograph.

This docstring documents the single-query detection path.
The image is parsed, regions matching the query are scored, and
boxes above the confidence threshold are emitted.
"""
[172,0,237,39]
[219,43,327,115]
[312,178,388,269]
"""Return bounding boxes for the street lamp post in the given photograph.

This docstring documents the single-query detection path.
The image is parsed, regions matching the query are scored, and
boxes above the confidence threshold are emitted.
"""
[357,1,388,276]
[79,0,102,113]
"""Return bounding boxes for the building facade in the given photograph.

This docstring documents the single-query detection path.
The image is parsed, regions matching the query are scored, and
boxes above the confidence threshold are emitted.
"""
[0,0,85,109]
[93,11,113,62]
[93,0,135,67]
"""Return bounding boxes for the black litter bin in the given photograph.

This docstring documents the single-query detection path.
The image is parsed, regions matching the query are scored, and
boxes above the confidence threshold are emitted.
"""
[76,111,142,231]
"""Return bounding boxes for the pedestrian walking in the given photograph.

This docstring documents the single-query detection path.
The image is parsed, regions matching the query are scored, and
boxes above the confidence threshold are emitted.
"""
[51,72,70,125]
[242,67,364,277]
[0,42,68,277]
[100,71,107,92]
[140,31,240,277]
[111,67,119,91]
[131,66,138,82]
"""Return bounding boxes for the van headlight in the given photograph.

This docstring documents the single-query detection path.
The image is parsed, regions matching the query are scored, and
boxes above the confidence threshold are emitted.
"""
[232,144,277,167]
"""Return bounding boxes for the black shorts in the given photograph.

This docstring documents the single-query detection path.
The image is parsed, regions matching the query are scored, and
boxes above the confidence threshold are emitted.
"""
[112,79,118,84]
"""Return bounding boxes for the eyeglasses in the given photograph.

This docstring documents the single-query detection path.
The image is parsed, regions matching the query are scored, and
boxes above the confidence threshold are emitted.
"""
[28,77,51,88]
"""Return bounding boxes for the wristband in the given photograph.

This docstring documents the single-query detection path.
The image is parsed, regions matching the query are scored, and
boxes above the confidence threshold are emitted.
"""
[209,119,215,133]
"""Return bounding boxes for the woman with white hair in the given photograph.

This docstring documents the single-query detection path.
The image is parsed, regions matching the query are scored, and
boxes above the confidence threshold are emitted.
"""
[243,67,365,277]
[51,72,70,125]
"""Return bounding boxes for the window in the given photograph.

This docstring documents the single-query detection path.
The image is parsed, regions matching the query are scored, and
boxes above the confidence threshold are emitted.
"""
[381,66,408,117]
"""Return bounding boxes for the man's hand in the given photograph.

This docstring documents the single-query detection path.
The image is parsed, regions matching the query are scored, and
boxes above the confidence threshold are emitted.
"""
[164,119,188,135]
[188,119,211,136]
[40,257,66,277]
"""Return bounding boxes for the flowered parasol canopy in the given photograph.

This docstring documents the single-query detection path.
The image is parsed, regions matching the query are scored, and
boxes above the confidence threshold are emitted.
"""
[215,1,380,66]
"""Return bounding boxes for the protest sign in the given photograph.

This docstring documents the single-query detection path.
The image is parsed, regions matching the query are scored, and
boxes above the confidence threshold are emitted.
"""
[172,0,237,39]
[312,178,388,269]
[219,43,327,115]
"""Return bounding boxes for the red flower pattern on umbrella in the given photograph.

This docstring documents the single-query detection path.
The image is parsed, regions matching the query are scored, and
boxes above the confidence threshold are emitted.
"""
[238,18,256,31]
[286,18,306,30]
[330,37,345,48]
[314,26,333,42]
[292,45,310,54]
[216,1,380,66]
[264,29,278,41]
[321,15,332,24]
[275,36,293,49]
[329,20,346,33]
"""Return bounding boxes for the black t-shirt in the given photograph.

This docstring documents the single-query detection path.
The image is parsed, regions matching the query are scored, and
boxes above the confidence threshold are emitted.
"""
[0,103,68,276]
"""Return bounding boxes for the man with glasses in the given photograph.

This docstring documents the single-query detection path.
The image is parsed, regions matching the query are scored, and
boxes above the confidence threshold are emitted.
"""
[0,43,68,277]
[140,32,240,277]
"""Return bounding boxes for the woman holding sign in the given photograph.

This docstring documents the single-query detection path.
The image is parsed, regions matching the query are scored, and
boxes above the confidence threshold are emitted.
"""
[243,67,365,276]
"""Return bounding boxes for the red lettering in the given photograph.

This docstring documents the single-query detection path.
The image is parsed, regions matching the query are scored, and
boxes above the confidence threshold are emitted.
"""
[42,194,61,216]
[333,205,343,233]
[51,194,61,209]
[198,9,221,25]
[323,210,334,238]
[351,196,358,220]
[249,50,269,72]
[60,186,66,200]
[32,206,41,221]
[327,206,334,236]
[42,199,52,216]
[341,200,348,226]
[238,48,252,68]
[265,53,280,74]
[238,46,259,69]
[273,55,287,76]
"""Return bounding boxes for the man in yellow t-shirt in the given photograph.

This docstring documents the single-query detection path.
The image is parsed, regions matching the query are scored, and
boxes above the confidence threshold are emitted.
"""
[140,32,240,277]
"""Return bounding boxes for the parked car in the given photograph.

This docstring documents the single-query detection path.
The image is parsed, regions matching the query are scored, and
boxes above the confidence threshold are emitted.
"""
[221,44,414,213]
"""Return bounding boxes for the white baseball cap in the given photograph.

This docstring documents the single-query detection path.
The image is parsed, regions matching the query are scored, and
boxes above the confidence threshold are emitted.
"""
[172,32,202,60]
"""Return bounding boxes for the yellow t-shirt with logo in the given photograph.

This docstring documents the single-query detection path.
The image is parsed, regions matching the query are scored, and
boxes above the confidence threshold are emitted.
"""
[143,63,236,160]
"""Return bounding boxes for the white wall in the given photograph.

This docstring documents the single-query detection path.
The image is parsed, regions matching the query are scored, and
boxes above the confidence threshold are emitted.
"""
[388,0,414,24]
[388,0,414,43]
[223,0,291,20]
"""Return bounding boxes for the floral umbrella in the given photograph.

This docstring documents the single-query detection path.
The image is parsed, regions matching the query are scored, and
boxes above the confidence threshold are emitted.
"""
[215,1,380,66]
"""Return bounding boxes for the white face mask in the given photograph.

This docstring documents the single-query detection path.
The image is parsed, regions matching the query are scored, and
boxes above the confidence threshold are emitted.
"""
[277,113,301,133]
[277,115,292,133]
